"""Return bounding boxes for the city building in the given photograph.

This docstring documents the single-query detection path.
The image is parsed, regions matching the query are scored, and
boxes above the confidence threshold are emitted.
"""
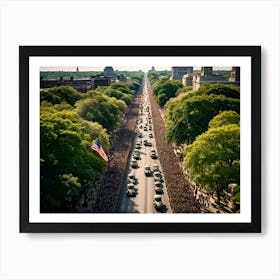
[40,77,92,92]
[40,74,112,92]
[192,66,240,91]
[103,66,115,77]
[229,67,240,82]
[91,75,111,89]
[171,67,193,80]
[182,74,194,87]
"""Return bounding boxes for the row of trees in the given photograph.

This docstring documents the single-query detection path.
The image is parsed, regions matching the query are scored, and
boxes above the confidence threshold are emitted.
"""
[40,73,143,212]
[148,71,240,212]
[165,85,240,145]
[184,111,240,207]
[152,79,183,107]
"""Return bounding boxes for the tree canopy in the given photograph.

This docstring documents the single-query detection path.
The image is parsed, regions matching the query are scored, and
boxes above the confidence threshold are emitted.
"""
[40,71,141,213]
[152,80,183,107]
[40,107,108,212]
[197,83,240,99]
[184,124,240,203]
[166,94,240,144]
[75,93,127,132]
[40,86,82,106]
[209,110,240,129]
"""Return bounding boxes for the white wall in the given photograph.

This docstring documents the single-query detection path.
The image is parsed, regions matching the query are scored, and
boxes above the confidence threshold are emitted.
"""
[0,0,279,279]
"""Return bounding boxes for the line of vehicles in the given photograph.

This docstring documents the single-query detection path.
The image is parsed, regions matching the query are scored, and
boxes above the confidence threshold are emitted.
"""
[125,84,165,212]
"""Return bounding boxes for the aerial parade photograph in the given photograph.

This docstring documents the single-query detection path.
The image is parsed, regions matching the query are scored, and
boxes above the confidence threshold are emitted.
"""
[39,65,240,215]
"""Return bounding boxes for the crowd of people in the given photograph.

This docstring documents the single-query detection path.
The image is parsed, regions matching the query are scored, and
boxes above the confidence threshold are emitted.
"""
[76,85,142,213]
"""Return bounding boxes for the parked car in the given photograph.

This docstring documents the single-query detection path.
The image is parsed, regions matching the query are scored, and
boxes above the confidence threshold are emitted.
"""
[131,160,138,168]
[149,133,153,138]
[153,171,162,182]
[154,181,163,194]
[150,151,157,159]
[133,151,140,160]
[153,195,163,211]
[135,143,141,149]
[144,165,152,176]
[128,173,137,184]
[126,183,136,197]
[153,164,159,172]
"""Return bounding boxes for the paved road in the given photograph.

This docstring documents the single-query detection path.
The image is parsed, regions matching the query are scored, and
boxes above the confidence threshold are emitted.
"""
[117,75,172,214]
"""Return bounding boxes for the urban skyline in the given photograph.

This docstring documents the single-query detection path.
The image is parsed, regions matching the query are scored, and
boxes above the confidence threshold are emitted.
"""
[40,66,232,72]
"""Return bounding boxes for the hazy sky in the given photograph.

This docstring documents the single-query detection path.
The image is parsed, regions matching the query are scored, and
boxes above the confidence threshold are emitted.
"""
[40,66,232,72]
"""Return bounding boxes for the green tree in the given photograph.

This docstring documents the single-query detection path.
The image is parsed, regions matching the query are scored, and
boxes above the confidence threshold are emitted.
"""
[184,124,240,205]
[209,110,240,128]
[153,80,183,107]
[75,93,127,131]
[197,83,240,99]
[81,119,109,150]
[103,88,125,100]
[40,108,107,212]
[166,94,240,144]
[40,86,82,106]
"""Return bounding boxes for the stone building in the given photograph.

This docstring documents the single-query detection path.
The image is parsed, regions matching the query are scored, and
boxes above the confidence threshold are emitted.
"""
[40,77,92,92]
[171,67,193,80]
[91,75,111,89]
[40,74,112,92]
[229,67,240,82]
[192,66,240,91]
[182,74,194,87]
[103,66,115,77]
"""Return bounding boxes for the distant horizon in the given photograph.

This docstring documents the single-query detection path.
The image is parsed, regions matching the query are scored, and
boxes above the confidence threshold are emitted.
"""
[40,66,232,72]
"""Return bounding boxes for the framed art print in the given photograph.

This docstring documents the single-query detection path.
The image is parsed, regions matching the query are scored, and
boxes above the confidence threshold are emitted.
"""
[19,46,261,233]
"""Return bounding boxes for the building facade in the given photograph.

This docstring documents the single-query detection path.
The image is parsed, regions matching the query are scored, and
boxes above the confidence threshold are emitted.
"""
[103,66,115,77]
[192,66,240,91]
[171,67,193,80]
[40,77,92,92]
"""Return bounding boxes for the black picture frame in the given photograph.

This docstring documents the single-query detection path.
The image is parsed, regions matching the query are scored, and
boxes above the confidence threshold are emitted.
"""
[20,46,261,233]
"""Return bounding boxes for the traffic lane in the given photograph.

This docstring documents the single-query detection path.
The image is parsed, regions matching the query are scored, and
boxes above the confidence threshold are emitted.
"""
[118,79,171,214]
[132,134,156,213]
[145,91,172,213]
[126,98,157,213]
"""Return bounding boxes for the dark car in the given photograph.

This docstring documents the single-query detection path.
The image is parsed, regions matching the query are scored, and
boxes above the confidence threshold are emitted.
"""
[150,151,157,159]
[126,183,136,197]
[153,171,162,182]
[133,151,140,160]
[153,195,163,211]
[144,165,152,176]
[130,160,138,168]
[154,181,163,194]
[128,173,137,184]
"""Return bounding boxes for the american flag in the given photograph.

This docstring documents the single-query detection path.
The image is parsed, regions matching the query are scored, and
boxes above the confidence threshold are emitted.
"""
[91,138,108,162]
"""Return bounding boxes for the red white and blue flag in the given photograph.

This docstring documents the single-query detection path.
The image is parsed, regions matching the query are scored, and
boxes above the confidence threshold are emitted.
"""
[91,138,108,162]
